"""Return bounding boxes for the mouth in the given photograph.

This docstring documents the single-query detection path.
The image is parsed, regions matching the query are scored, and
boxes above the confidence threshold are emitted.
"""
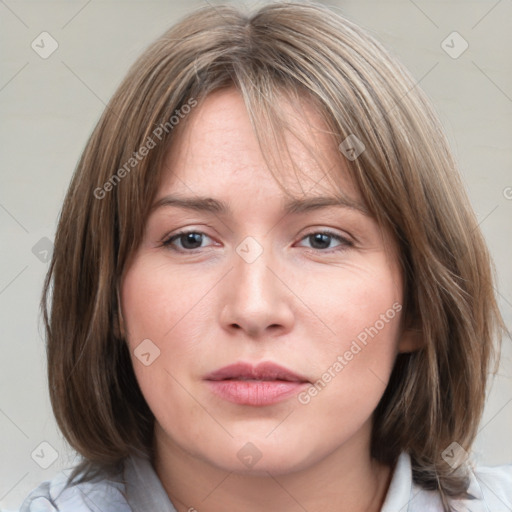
[204,361,310,383]
[204,361,310,406]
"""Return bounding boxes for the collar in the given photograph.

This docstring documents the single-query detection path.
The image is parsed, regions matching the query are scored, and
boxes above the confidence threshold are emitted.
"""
[123,451,487,512]
[123,452,178,512]
[380,452,488,512]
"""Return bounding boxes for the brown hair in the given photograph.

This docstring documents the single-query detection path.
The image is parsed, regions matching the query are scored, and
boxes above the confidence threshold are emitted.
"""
[42,1,505,508]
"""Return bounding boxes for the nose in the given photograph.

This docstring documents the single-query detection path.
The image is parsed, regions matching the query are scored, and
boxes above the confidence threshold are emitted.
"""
[219,241,295,338]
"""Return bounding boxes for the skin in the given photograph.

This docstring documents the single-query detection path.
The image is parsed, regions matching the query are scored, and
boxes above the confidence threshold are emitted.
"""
[120,88,421,512]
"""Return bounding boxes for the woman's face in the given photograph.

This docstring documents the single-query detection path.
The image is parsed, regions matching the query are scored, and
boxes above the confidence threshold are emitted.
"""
[121,88,414,475]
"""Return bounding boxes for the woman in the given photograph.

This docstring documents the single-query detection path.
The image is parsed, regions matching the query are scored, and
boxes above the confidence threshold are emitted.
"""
[18,2,511,511]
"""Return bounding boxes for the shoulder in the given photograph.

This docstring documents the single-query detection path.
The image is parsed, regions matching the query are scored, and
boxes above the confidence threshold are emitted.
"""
[411,460,512,511]
[17,468,132,512]
[382,452,512,512]
[466,461,512,507]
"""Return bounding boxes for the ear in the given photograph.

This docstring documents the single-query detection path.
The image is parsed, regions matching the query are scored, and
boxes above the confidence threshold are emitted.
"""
[397,327,424,353]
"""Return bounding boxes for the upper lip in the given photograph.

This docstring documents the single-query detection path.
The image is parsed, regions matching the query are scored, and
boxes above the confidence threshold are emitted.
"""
[205,362,309,383]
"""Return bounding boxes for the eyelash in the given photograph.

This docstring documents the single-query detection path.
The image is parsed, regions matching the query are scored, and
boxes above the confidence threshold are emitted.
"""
[161,229,353,254]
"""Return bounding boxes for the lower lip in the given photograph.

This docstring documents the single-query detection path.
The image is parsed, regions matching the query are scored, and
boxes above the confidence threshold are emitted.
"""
[206,379,309,406]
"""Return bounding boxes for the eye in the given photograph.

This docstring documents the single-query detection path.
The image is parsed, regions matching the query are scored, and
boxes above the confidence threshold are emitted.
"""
[162,230,214,251]
[296,230,353,252]
[161,229,353,253]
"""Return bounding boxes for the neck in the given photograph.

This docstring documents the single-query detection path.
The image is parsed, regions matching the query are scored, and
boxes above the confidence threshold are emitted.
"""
[153,424,393,512]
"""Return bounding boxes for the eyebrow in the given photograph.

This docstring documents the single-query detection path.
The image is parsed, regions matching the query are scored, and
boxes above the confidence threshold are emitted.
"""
[151,194,369,216]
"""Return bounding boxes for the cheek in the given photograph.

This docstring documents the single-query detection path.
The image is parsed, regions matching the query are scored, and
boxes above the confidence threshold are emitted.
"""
[306,259,402,348]
[120,255,215,408]
[297,262,403,409]
[121,255,211,348]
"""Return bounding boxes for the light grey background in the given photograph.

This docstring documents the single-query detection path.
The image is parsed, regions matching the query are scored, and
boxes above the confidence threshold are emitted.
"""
[1,0,511,509]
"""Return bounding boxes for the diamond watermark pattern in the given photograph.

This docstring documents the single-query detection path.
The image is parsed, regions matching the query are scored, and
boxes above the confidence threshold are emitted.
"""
[31,441,59,469]
[338,134,365,161]
[31,32,59,59]
[134,338,161,366]
[236,236,263,264]
[441,441,469,469]
[441,32,468,59]
[31,237,53,263]
[237,442,263,468]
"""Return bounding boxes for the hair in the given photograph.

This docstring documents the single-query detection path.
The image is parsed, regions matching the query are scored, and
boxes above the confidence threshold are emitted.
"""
[42,1,505,509]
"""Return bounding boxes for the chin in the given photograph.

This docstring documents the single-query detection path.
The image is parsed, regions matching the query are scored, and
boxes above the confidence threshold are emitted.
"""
[201,435,323,477]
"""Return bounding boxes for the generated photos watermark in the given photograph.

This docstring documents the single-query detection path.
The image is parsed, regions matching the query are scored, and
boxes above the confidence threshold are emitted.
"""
[298,301,402,405]
[93,97,197,200]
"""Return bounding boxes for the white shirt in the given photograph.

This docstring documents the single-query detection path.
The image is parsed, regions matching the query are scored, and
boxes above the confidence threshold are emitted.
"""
[15,451,512,512]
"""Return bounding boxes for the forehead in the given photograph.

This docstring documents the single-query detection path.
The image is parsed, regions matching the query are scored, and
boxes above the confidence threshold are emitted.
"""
[158,87,361,205]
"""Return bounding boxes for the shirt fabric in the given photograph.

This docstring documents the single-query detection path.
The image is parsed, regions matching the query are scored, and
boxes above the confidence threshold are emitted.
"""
[15,451,512,512]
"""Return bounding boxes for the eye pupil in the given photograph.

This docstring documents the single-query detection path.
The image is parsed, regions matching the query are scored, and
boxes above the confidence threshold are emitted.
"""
[310,233,331,249]
[181,232,203,249]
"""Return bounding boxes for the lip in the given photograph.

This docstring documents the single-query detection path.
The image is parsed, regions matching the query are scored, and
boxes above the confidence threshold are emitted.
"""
[204,361,310,406]
[205,361,309,382]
